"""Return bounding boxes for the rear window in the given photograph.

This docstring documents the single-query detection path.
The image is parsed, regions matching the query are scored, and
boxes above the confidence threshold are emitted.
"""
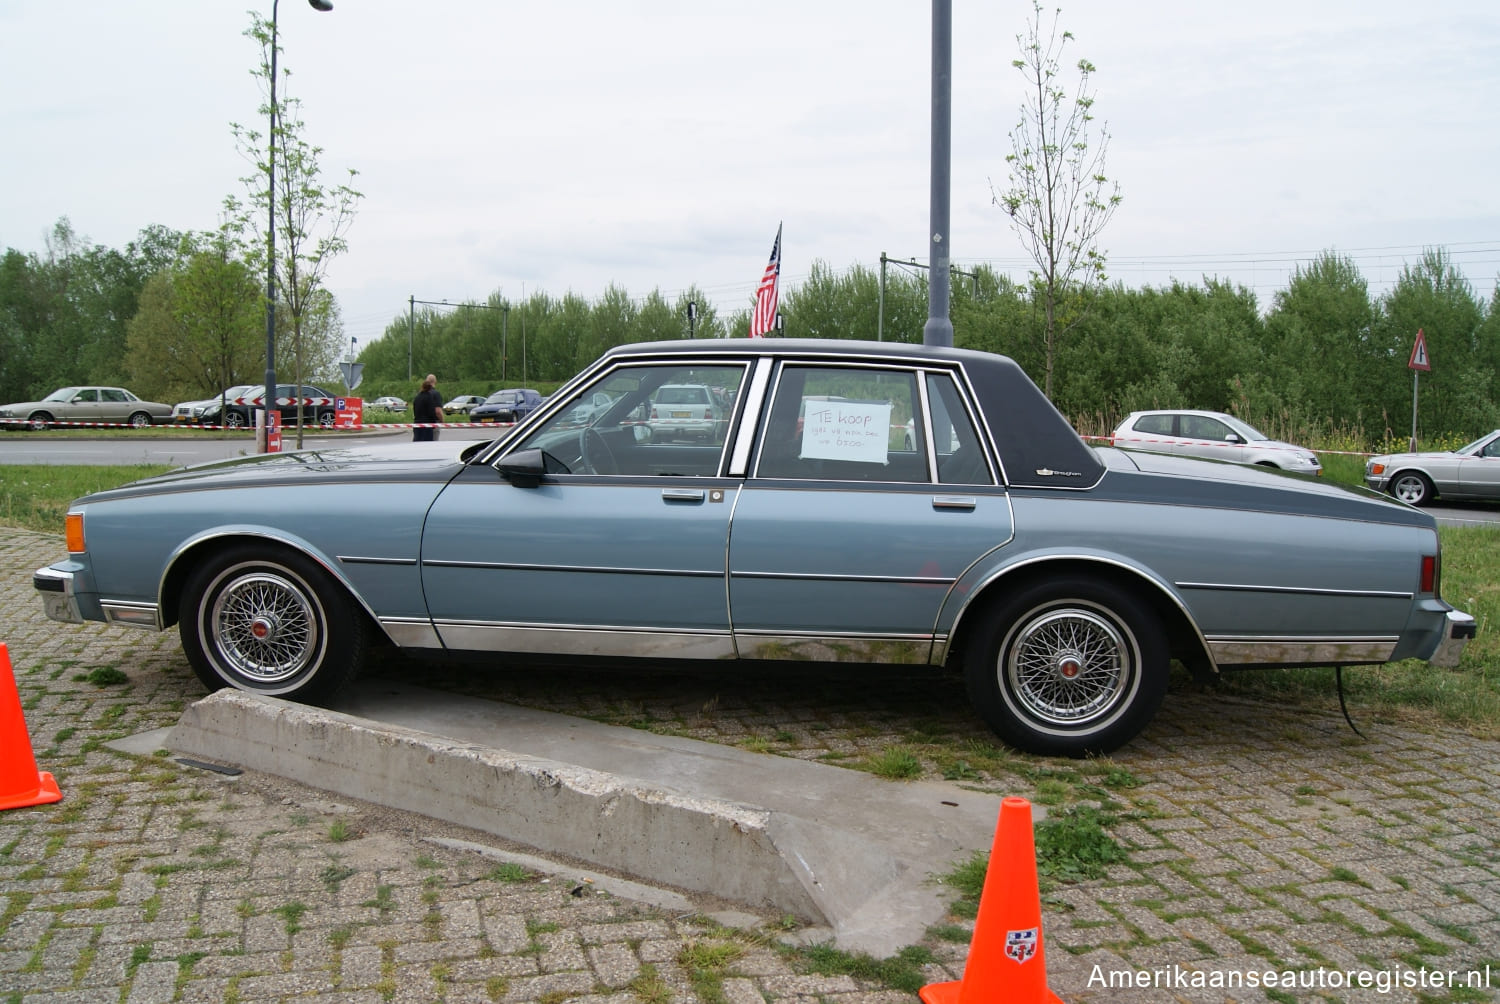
[1132,414,1174,436]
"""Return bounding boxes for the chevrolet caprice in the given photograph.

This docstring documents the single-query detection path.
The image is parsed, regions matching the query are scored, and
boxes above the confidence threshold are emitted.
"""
[34,340,1475,756]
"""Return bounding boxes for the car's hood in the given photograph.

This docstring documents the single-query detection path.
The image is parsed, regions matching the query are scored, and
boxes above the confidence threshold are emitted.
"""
[1368,450,1456,465]
[1251,437,1316,456]
[1095,447,1434,528]
[74,440,487,505]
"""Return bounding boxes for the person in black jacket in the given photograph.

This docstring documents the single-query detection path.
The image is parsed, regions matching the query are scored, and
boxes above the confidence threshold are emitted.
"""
[412,374,445,442]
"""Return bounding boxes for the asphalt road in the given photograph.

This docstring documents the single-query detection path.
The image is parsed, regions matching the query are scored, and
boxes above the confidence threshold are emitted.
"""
[3,430,1499,527]
[0,426,497,466]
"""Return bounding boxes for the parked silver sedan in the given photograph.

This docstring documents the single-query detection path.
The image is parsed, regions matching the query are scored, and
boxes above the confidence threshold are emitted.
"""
[1365,430,1500,505]
[0,386,173,430]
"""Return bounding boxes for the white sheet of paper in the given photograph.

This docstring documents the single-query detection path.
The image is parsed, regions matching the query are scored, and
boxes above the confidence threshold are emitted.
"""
[800,400,892,464]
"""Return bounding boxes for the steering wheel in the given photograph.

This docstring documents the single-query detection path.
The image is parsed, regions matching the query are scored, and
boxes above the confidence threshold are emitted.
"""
[578,426,617,474]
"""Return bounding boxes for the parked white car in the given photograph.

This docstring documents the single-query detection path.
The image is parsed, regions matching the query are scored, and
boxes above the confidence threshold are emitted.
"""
[1112,410,1322,476]
[370,396,407,412]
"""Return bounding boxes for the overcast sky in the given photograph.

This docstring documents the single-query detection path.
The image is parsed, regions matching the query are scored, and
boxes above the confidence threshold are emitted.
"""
[3,1,1498,350]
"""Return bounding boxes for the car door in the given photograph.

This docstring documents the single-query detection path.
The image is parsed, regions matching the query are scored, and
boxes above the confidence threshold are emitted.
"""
[99,388,131,423]
[726,362,1013,664]
[59,388,101,425]
[418,360,751,659]
[1178,414,1245,464]
[1458,434,1500,497]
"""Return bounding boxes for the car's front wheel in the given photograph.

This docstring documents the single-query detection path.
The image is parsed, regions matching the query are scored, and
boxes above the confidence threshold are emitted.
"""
[1390,471,1434,506]
[178,544,365,703]
[318,410,336,428]
[964,576,1167,757]
[224,410,247,429]
[27,412,53,431]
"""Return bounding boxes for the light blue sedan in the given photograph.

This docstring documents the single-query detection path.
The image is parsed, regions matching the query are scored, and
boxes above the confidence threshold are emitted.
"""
[33,340,1474,756]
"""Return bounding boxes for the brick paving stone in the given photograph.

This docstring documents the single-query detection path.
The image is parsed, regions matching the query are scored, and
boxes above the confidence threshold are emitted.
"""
[4,526,1500,1003]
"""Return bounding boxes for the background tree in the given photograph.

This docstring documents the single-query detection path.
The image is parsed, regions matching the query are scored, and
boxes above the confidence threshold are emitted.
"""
[125,230,264,403]
[995,0,1122,397]
[229,10,362,445]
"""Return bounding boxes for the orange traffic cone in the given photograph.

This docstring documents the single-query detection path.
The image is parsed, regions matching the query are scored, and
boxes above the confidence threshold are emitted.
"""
[0,643,63,811]
[920,796,1062,1004]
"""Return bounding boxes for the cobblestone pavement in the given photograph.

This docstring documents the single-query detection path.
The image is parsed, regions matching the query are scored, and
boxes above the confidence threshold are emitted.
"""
[3,527,1498,1003]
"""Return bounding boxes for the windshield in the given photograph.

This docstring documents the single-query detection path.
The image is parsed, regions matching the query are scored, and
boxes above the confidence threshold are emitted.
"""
[1457,433,1495,455]
[486,392,518,404]
[1220,415,1269,441]
[45,387,80,402]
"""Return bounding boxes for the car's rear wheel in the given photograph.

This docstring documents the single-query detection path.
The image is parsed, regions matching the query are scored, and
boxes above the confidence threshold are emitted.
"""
[964,576,1167,757]
[128,411,152,428]
[27,412,53,431]
[1390,471,1433,506]
[179,544,365,703]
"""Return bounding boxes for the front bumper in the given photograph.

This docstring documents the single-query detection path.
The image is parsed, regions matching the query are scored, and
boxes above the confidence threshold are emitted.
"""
[34,566,83,624]
[1429,609,1477,668]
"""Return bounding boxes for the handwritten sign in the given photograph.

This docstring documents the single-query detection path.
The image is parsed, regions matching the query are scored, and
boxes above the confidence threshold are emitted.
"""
[800,400,891,464]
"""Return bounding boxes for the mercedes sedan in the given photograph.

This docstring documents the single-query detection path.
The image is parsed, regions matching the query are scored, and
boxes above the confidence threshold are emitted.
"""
[1365,430,1500,505]
[34,340,1473,757]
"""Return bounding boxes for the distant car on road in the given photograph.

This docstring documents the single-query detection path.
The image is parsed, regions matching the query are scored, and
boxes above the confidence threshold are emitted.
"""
[1111,409,1322,475]
[198,384,339,430]
[443,395,487,416]
[370,396,407,412]
[172,385,257,425]
[0,387,172,430]
[471,389,545,425]
[1365,430,1500,505]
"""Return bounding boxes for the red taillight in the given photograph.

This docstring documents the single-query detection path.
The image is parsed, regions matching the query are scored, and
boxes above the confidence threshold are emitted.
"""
[651,407,660,419]
[705,408,715,421]
[1420,554,1438,594]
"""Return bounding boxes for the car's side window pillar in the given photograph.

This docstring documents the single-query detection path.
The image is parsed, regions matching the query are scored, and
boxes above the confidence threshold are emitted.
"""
[926,373,993,485]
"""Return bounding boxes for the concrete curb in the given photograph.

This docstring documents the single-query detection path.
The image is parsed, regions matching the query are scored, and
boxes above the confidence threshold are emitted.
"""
[167,683,1009,956]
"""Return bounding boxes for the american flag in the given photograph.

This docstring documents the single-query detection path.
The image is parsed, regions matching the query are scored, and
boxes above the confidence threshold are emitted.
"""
[748,223,782,338]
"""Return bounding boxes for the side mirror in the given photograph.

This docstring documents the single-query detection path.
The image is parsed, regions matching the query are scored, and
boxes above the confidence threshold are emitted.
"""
[1224,433,1241,443]
[497,448,569,487]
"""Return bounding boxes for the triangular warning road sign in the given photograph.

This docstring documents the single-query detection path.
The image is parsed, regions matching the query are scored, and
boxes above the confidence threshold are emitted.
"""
[1409,329,1431,371]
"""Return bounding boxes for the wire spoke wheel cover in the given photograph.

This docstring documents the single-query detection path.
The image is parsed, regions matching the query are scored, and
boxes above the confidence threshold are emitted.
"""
[179,544,365,703]
[964,575,1168,756]
[1006,605,1132,727]
[211,570,322,684]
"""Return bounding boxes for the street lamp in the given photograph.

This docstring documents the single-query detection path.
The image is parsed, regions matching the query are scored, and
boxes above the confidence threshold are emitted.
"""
[263,0,333,451]
[686,300,696,339]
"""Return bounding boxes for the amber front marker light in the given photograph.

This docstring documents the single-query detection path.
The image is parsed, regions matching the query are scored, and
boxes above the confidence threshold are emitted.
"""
[65,513,85,554]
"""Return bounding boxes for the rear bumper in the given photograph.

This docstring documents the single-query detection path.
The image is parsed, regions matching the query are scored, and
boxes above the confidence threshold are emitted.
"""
[1430,609,1477,668]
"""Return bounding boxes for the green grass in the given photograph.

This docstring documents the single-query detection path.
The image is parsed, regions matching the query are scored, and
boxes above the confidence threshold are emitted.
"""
[0,464,176,532]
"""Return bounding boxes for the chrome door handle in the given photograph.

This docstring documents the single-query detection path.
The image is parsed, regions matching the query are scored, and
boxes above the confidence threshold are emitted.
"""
[662,489,706,503]
[932,496,977,511]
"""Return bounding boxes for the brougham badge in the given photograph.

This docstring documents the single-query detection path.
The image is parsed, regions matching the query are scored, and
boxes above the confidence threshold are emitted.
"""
[1035,468,1082,477]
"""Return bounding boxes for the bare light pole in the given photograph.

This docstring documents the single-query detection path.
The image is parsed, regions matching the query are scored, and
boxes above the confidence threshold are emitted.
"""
[262,0,334,451]
[922,0,953,348]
